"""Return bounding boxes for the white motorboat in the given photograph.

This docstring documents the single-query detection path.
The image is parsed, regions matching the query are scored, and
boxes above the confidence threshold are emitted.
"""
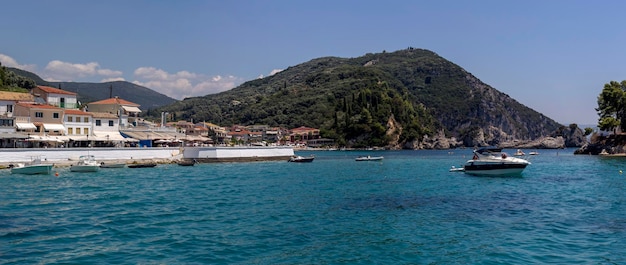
[355,155,384,161]
[463,147,531,176]
[513,149,525,156]
[10,156,53,175]
[288,155,315,162]
[70,155,100,172]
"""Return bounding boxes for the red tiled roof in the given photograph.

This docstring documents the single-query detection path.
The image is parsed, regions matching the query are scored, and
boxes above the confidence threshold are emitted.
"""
[64,109,92,115]
[37,86,77,95]
[16,103,62,110]
[89,97,139,106]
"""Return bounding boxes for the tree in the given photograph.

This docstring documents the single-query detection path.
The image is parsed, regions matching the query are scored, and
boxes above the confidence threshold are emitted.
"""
[597,80,626,133]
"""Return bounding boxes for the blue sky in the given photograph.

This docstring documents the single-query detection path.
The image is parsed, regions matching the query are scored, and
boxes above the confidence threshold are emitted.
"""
[2,0,625,126]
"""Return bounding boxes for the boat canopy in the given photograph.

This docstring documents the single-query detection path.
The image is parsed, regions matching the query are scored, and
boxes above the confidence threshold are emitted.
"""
[475,147,502,154]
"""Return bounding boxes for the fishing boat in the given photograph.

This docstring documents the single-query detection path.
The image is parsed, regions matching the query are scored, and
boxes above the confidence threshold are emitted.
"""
[288,155,315,162]
[355,155,384,161]
[99,162,126,168]
[463,147,531,176]
[10,156,53,175]
[70,155,100,172]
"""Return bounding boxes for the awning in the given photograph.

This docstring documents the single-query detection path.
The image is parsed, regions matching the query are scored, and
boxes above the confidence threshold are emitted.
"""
[16,123,37,130]
[93,132,137,141]
[43,123,66,131]
[122,106,142,113]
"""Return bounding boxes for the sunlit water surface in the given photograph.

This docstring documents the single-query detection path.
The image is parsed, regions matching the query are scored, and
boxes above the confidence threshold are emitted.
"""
[1,149,625,264]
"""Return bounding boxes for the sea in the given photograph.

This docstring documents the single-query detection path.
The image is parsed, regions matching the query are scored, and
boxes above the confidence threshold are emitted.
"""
[1,148,625,264]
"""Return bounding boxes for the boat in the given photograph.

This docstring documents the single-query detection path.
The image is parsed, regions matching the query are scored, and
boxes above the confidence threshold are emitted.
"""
[128,162,158,168]
[463,147,531,176]
[9,156,53,175]
[288,155,315,162]
[70,155,100,172]
[528,151,539,155]
[177,159,197,166]
[513,149,525,156]
[355,155,384,161]
[99,162,126,168]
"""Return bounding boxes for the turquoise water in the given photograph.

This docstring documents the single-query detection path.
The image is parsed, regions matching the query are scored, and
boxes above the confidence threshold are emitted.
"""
[1,149,625,264]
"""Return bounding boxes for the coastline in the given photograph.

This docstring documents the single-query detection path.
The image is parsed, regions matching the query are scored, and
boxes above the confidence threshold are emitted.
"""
[0,146,295,168]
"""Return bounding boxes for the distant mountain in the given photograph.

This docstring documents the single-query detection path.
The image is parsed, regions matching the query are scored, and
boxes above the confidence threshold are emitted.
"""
[7,67,177,110]
[153,48,564,148]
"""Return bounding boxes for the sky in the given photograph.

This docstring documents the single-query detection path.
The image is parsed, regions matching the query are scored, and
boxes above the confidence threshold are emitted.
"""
[2,0,625,126]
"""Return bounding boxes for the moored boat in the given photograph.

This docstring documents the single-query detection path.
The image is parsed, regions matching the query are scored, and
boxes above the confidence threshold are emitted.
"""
[10,156,53,175]
[70,155,100,172]
[355,155,384,161]
[463,147,531,176]
[288,155,315,162]
[100,162,126,168]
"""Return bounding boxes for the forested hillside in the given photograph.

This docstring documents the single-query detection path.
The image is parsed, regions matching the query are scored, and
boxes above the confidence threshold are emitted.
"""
[153,48,563,148]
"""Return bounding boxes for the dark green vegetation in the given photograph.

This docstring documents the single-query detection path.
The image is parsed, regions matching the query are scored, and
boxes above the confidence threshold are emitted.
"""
[153,48,563,148]
[2,66,176,110]
[597,80,626,133]
[0,63,35,92]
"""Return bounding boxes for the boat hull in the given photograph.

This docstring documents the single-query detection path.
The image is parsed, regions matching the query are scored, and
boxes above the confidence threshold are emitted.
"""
[11,164,53,175]
[463,163,527,176]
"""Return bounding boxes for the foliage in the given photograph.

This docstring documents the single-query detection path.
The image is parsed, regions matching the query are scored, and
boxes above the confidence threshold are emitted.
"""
[148,48,562,148]
[0,64,36,91]
[584,127,594,136]
[596,80,626,132]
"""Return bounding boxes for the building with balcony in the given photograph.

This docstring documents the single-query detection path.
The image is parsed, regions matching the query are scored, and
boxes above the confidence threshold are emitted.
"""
[32,85,78,109]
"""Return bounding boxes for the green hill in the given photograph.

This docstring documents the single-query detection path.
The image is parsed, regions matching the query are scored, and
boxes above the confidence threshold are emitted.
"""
[6,67,176,110]
[152,48,563,148]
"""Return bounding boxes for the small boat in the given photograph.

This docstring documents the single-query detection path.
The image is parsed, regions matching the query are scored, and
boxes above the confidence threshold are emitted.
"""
[463,147,531,176]
[177,159,197,166]
[355,155,384,161]
[10,156,53,175]
[449,165,465,172]
[528,151,539,155]
[288,155,315,162]
[128,162,158,168]
[513,149,525,156]
[100,162,126,168]
[70,155,100,172]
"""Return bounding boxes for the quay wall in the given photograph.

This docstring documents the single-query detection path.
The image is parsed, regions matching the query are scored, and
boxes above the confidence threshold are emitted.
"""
[182,146,294,162]
[0,147,179,164]
[0,146,295,164]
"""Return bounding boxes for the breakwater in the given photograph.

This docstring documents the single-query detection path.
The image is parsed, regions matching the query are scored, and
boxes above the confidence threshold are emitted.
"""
[0,146,295,165]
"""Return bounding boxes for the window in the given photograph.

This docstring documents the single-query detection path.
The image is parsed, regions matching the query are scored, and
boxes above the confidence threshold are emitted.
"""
[53,113,59,119]
[68,116,73,122]
[84,128,89,135]
[96,120,102,126]
[109,120,114,126]
[83,117,89,123]
[68,128,73,135]
[35,112,43,118]
[7,105,13,113]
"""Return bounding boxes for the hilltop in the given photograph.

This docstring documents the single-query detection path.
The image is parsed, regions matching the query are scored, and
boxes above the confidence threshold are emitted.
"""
[152,48,575,149]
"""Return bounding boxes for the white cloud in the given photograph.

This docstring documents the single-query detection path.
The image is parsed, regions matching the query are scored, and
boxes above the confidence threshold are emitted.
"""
[0,54,38,72]
[101,77,126,82]
[269,69,283,76]
[257,69,284,79]
[132,66,240,99]
[42,60,123,81]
